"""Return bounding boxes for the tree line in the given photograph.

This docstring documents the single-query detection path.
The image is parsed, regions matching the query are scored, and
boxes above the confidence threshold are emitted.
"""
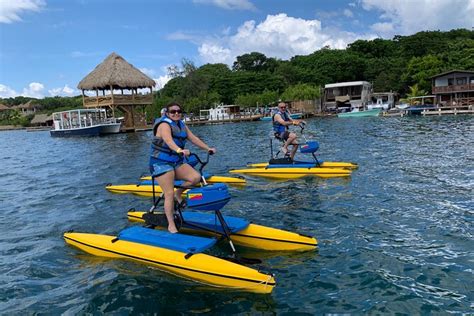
[1,28,473,123]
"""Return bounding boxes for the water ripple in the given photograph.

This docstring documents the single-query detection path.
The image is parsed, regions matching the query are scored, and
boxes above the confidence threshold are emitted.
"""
[0,116,473,314]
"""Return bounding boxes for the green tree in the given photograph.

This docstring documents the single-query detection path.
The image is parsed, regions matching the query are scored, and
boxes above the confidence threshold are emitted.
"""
[402,55,443,92]
[232,52,278,72]
[280,83,321,101]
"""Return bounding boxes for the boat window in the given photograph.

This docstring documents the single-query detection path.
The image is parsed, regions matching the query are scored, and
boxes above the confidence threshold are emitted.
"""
[456,77,467,85]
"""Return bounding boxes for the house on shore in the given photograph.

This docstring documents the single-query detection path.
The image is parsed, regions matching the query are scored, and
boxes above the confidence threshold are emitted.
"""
[11,100,40,116]
[30,114,53,127]
[323,81,373,112]
[431,70,474,107]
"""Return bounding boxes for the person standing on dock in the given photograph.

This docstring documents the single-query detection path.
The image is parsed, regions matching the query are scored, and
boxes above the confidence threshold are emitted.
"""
[272,102,304,159]
[149,102,216,233]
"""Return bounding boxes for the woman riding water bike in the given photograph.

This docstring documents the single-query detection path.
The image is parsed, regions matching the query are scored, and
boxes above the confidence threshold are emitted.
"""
[149,102,216,233]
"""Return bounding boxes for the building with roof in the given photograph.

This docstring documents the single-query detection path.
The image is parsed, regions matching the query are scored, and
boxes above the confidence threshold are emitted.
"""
[431,70,474,106]
[77,52,156,131]
[30,114,53,127]
[323,81,373,112]
[11,100,40,116]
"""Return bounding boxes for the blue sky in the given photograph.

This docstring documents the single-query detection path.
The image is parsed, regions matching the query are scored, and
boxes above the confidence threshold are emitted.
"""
[0,0,473,98]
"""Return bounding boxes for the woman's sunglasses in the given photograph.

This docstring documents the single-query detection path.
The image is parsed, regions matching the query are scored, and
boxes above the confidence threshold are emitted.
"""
[168,109,182,115]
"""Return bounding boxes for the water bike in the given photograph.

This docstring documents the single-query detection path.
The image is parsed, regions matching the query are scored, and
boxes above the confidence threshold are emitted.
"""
[106,155,245,197]
[128,152,317,252]
[64,153,315,293]
[229,123,356,179]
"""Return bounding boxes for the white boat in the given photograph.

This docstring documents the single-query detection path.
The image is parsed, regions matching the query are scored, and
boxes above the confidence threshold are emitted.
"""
[51,109,121,137]
[197,104,261,122]
[367,92,398,110]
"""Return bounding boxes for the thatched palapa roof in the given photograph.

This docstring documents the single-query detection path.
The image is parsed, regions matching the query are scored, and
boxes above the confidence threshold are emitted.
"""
[77,52,156,90]
[30,114,52,124]
[0,104,10,111]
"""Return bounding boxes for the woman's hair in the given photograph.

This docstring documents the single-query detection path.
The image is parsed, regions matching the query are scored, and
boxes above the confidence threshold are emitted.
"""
[166,102,182,111]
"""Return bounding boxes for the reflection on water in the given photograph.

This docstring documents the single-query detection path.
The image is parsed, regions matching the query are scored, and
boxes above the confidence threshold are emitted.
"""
[0,115,473,314]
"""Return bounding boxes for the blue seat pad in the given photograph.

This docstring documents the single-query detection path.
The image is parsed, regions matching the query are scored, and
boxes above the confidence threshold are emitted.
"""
[182,211,249,234]
[118,226,216,253]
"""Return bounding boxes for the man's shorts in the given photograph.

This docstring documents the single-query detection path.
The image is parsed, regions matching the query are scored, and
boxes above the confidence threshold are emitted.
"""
[275,131,290,141]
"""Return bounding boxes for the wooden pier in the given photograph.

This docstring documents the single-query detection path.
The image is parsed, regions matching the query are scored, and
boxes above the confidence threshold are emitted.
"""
[421,105,474,116]
[185,114,262,126]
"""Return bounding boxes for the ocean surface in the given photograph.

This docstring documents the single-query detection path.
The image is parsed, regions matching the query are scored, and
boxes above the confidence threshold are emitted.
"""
[0,116,473,314]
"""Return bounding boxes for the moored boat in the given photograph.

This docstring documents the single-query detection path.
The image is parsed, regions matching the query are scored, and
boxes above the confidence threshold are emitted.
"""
[50,109,121,137]
[337,108,381,117]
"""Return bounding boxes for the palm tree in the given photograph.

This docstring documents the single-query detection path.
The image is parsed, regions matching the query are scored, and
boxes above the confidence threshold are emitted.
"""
[401,84,428,105]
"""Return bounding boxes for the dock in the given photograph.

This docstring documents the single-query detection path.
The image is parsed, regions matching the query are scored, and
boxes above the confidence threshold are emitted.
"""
[185,114,262,126]
[421,105,474,116]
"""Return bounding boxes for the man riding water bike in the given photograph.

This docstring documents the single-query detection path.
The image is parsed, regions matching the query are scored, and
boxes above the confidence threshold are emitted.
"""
[272,102,304,160]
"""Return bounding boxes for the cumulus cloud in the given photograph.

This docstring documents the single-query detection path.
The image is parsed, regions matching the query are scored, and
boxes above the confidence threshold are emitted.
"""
[0,0,45,24]
[154,75,171,90]
[362,0,474,36]
[371,22,395,36]
[22,82,45,98]
[48,84,76,97]
[0,84,18,98]
[193,0,256,11]
[197,13,373,65]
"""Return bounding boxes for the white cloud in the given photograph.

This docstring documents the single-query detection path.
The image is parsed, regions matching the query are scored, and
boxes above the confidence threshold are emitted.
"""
[0,84,18,98]
[154,75,171,90]
[343,9,354,17]
[0,0,45,24]
[22,82,44,98]
[197,13,373,65]
[193,0,256,11]
[48,84,76,97]
[362,0,474,36]
[371,22,395,36]
[198,43,233,64]
[349,2,356,7]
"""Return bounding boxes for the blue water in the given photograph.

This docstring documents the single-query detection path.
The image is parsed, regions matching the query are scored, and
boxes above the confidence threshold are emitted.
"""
[1,116,473,314]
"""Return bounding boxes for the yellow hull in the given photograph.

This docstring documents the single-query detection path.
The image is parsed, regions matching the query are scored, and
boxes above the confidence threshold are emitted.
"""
[140,175,246,184]
[229,167,351,179]
[64,232,275,293]
[128,211,317,251]
[247,162,358,170]
[105,184,187,197]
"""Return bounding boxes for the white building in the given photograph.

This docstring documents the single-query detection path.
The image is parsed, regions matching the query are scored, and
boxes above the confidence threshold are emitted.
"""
[323,81,373,111]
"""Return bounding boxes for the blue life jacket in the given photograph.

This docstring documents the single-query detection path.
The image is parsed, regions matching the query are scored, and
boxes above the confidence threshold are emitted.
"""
[150,117,187,163]
[272,110,290,134]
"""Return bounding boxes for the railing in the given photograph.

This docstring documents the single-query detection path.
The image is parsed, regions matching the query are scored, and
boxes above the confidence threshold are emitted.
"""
[422,104,474,116]
[432,84,473,93]
[83,94,153,107]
